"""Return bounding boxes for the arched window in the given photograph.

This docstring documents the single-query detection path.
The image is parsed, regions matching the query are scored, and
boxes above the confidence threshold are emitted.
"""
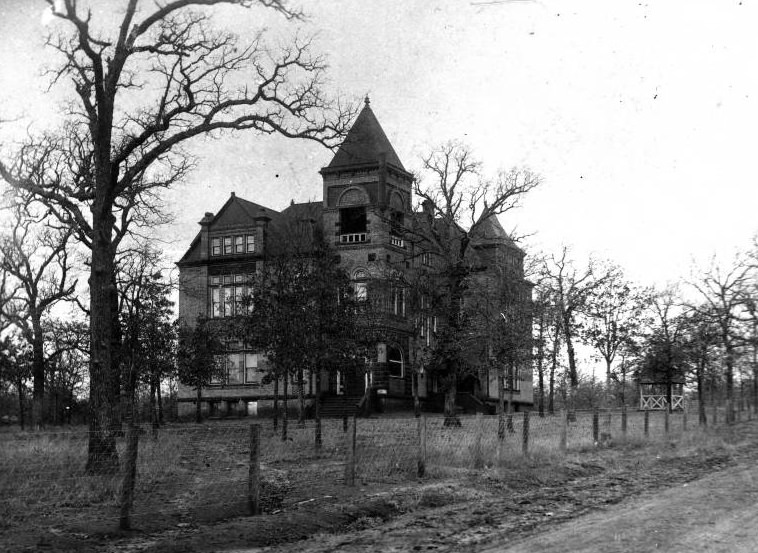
[353,268,368,301]
[388,345,403,378]
[338,187,369,207]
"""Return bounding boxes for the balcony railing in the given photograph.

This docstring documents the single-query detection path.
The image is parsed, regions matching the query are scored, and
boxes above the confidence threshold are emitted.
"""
[340,233,367,244]
[390,235,404,248]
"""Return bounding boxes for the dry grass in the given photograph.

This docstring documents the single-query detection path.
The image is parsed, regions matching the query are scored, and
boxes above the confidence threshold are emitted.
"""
[0,410,738,541]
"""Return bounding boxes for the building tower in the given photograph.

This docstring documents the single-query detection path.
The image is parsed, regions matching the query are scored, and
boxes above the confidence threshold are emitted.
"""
[320,97,415,401]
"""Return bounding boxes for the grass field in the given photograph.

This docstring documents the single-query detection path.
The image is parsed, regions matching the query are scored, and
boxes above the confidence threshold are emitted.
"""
[0,405,747,548]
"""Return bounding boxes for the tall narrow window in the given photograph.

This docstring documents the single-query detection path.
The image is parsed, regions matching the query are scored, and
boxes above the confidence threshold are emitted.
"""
[245,353,259,385]
[211,355,225,384]
[224,286,234,317]
[223,236,232,254]
[234,235,244,254]
[227,353,243,384]
[393,287,406,316]
[388,345,403,378]
[355,282,368,301]
[246,234,256,253]
[211,288,222,318]
[211,237,221,256]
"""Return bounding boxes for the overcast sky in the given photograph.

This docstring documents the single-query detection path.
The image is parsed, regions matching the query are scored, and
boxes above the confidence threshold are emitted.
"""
[1,0,756,288]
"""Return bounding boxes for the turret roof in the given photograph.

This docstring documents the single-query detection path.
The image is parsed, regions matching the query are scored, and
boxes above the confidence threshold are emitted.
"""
[326,98,405,171]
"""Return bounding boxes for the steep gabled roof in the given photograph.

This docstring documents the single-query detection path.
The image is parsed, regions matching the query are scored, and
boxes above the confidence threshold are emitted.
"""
[178,233,202,265]
[213,194,274,227]
[326,99,405,171]
[470,216,518,249]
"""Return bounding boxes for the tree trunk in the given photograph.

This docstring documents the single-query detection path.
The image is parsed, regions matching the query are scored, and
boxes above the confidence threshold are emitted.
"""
[297,369,305,427]
[31,315,45,429]
[443,376,461,427]
[506,378,515,433]
[564,323,578,388]
[273,376,279,431]
[157,380,164,424]
[282,372,289,441]
[195,386,202,423]
[315,369,322,449]
[725,340,735,423]
[605,357,613,408]
[16,376,25,430]
[110,282,123,432]
[536,318,545,417]
[412,368,420,417]
[698,350,707,425]
[149,376,158,430]
[86,219,120,474]
[548,322,560,415]
[497,363,505,440]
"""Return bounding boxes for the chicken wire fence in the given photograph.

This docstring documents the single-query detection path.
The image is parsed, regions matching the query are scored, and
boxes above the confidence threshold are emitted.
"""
[0,400,754,538]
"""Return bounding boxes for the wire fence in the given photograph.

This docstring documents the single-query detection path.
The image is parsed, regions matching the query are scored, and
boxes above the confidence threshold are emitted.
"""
[1,397,755,542]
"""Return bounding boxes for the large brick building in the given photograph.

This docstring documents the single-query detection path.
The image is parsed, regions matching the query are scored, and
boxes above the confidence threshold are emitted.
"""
[176,100,533,418]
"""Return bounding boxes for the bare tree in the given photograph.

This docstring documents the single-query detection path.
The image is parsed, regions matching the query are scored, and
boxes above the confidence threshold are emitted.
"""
[0,202,77,427]
[410,141,539,424]
[545,247,607,411]
[581,264,650,406]
[44,318,89,424]
[680,305,719,425]
[0,0,355,472]
[689,255,752,421]
[0,335,33,429]
[529,260,557,416]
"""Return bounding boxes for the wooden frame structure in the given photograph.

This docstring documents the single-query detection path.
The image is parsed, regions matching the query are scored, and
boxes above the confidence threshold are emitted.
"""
[639,382,684,411]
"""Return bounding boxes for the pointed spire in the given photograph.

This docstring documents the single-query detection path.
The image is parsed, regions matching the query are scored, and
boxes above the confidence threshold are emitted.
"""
[326,100,405,170]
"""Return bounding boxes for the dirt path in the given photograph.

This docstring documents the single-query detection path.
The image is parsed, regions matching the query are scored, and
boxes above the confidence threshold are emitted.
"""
[483,462,758,553]
[244,423,758,553]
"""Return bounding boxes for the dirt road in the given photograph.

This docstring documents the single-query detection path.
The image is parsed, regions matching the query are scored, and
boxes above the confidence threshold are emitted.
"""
[245,424,758,553]
[483,461,758,553]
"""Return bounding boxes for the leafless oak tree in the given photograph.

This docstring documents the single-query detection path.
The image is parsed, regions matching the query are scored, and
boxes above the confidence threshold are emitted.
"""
[410,141,539,423]
[689,255,752,421]
[0,202,77,428]
[0,0,356,472]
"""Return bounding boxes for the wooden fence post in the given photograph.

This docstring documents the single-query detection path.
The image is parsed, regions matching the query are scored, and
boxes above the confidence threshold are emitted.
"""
[344,416,357,486]
[664,408,670,434]
[248,424,260,515]
[621,406,628,440]
[559,409,568,454]
[682,408,688,432]
[472,413,484,469]
[521,411,530,456]
[119,424,140,530]
[417,414,427,477]
[644,410,649,438]
[592,408,599,444]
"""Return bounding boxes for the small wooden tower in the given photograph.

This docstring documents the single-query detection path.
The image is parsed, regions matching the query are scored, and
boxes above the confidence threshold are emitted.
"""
[638,376,685,411]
